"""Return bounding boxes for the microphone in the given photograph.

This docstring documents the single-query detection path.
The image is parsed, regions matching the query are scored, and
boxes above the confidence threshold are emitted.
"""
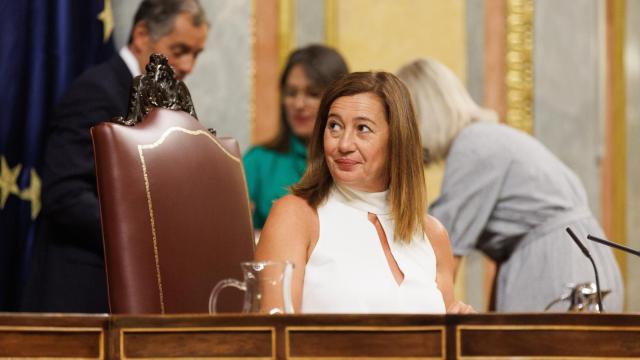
[565,227,603,312]
[587,234,640,257]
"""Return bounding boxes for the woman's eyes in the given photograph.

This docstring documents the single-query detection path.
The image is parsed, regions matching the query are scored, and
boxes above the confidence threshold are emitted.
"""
[357,124,372,133]
[327,120,341,130]
[327,121,372,133]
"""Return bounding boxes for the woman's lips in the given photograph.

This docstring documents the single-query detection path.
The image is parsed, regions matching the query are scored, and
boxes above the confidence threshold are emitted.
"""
[334,158,358,170]
[293,115,312,124]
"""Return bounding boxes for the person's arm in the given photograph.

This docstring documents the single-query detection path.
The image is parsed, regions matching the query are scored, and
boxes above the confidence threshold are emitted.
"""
[424,214,474,314]
[428,128,511,261]
[254,194,318,312]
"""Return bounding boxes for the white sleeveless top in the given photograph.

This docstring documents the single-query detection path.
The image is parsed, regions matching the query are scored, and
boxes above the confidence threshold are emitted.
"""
[301,185,446,313]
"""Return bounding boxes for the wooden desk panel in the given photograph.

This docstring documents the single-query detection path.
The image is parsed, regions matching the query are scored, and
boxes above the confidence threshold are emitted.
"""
[453,313,640,359]
[286,326,444,359]
[1,313,640,359]
[110,314,445,360]
[0,313,107,359]
[120,327,274,359]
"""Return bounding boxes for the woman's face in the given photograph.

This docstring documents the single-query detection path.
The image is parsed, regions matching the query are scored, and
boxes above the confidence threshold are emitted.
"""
[283,64,322,139]
[324,92,389,192]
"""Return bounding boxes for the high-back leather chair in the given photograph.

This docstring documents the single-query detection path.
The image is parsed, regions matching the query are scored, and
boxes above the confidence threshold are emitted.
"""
[91,108,254,314]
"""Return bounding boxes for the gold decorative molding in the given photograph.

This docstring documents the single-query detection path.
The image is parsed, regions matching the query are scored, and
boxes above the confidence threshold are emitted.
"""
[505,0,534,134]
[278,0,295,67]
[603,0,627,285]
[324,0,337,47]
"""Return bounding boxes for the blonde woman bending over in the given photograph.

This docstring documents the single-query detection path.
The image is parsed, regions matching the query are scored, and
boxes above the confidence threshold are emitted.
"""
[397,58,623,312]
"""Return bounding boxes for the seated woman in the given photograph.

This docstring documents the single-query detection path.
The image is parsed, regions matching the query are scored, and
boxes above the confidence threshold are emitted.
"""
[255,71,473,313]
[243,45,349,229]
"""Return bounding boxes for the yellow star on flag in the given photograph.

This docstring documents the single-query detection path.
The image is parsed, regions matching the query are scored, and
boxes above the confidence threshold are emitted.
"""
[97,0,114,43]
[19,168,42,220]
[0,155,22,209]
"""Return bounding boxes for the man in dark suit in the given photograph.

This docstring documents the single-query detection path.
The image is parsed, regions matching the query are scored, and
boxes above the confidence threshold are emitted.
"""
[24,0,208,313]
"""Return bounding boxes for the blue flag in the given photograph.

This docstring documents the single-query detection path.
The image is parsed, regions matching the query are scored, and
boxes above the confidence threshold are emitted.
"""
[0,0,115,310]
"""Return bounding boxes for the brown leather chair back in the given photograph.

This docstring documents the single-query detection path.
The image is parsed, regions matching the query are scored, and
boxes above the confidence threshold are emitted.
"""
[91,108,254,314]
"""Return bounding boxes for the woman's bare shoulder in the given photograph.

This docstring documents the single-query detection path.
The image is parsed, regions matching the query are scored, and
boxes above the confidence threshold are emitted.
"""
[261,194,318,241]
[424,214,448,236]
[269,194,316,219]
[256,194,319,263]
[423,214,449,246]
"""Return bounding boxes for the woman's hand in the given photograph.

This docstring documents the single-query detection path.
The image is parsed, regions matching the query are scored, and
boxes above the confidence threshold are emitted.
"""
[447,300,476,314]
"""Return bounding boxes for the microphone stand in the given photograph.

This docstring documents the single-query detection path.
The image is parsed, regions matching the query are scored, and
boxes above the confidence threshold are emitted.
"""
[587,234,640,257]
[566,228,603,312]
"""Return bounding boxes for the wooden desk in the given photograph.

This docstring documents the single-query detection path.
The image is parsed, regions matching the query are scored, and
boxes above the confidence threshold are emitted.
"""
[1,313,640,359]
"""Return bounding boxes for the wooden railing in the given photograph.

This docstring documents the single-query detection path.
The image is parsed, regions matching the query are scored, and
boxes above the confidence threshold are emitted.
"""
[1,313,640,359]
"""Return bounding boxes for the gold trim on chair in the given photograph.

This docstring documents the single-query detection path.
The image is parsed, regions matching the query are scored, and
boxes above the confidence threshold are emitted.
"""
[137,126,248,313]
[137,146,165,314]
[138,127,241,162]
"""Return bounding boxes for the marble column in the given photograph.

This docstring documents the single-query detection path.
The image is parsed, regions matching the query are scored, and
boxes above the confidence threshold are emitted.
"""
[464,0,490,311]
[533,0,604,220]
[625,0,640,312]
[295,0,325,47]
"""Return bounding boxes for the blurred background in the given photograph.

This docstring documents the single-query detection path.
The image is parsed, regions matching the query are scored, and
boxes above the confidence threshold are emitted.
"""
[1,0,638,312]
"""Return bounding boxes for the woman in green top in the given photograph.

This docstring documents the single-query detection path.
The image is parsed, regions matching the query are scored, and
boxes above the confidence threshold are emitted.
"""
[244,45,349,229]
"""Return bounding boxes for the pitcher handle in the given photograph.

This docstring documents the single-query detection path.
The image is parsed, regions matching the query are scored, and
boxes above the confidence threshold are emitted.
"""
[209,279,246,314]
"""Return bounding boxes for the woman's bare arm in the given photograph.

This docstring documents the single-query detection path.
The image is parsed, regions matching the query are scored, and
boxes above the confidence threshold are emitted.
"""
[424,214,475,313]
[255,195,318,312]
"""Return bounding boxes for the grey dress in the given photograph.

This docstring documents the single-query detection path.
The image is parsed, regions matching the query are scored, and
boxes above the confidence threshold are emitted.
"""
[429,122,623,312]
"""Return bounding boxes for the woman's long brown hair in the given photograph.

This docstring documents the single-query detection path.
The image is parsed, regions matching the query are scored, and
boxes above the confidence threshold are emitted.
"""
[292,71,427,242]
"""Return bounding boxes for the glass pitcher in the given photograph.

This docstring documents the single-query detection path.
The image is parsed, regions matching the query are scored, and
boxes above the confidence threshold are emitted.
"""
[209,261,294,314]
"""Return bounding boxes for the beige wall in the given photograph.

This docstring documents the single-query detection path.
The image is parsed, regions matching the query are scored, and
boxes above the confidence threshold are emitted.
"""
[327,0,466,77]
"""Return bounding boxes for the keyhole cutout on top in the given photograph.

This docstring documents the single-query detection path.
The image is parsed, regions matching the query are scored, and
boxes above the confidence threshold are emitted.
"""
[368,212,404,286]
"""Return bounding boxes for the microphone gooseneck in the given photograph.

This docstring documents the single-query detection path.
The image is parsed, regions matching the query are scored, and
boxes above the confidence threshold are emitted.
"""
[587,234,640,257]
[565,227,604,312]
